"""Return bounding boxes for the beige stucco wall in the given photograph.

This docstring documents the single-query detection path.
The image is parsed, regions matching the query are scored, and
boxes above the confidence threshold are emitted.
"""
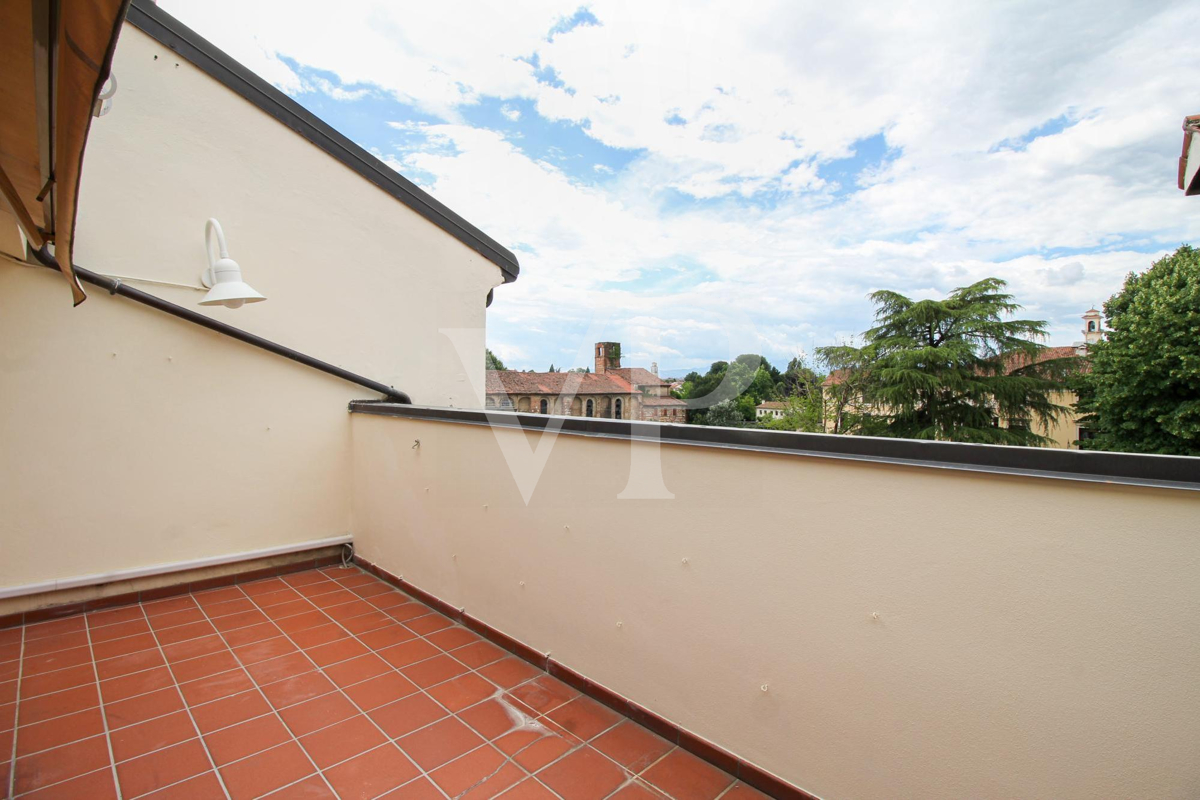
[350,412,1200,800]
[0,24,506,592]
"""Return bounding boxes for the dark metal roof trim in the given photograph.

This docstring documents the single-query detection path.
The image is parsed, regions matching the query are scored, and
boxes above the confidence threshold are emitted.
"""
[125,0,519,284]
[349,402,1200,492]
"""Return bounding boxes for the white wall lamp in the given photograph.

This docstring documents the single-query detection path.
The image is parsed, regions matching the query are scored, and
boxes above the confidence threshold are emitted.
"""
[200,218,265,309]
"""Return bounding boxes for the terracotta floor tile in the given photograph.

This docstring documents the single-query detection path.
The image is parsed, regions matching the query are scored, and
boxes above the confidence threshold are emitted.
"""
[323,743,420,800]
[16,706,105,756]
[536,745,629,800]
[366,592,409,611]
[497,778,560,800]
[148,608,207,631]
[342,671,419,711]
[379,639,439,669]
[178,669,255,706]
[204,598,256,618]
[719,782,772,799]
[90,619,152,643]
[101,667,175,704]
[260,671,337,710]
[279,691,358,736]
[169,650,239,684]
[194,587,244,607]
[289,623,350,650]
[24,617,85,641]
[233,636,297,666]
[283,572,331,588]
[247,652,314,685]
[263,600,315,621]
[155,621,218,646]
[19,664,94,698]
[305,638,369,668]
[88,605,146,628]
[592,722,675,774]
[22,630,89,658]
[358,624,418,652]
[322,653,391,688]
[324,600,377,621]
[299,713,387,768]
[204,713,292,765]
[219,741,315,800]
[222,622,281,648]
[253,591,306,611]
[398,716,485,771]
[385,603,432,623]
[508,676,578,715]
[19,766,118,799]
[369,692,447,739]
[429,743,524,798]
[426,627,480,652]
[161,635,227,664]
[275,611,329,635]
[608,781,664,799]
[546,697,622,742]
[339,610,393,635]
[510,732,576,773]
[405,613,455,636]
[139,770,227,799]
[339,574,381,589]
[142,597,198,617]
[454,641,508,669]
[95,648,165,681]
[459,698,523,740]
[105,687,184,732]
[22,645,93,676]
[321,567,361,580]
[241,578,289,596]
[426,672,496,712]
[113,738,212,800]
[189,685,271,733]
[1,699,14,730]
[641,748,733,800]
[14,735,112,793]
[110,710,196,762]
[402,654,469,689]
[211,610,270,633]
[377,776,445,800]
[478,658,542,690]
[0,642,19,663]
[265,774,337,798]
[20,683,99,724]
[308,589,359,609]
[92,632,158,662]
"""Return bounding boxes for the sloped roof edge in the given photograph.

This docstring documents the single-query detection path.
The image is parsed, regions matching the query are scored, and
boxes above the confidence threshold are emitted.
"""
[127,0,519,283]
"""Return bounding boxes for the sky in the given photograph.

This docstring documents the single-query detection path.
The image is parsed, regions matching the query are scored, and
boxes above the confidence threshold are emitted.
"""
[161,0,1200,377]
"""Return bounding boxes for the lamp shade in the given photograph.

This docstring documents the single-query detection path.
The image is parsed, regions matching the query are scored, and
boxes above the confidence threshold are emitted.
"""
[200,219,265,309]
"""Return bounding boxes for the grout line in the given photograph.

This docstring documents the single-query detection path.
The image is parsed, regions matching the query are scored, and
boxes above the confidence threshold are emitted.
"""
[190,589,341,798]
[6,626,25,798]
[136,602,232,800]
[81,606,124,799]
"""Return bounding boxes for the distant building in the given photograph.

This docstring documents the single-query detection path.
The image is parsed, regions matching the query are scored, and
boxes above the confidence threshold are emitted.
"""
[486,342,687,422]
[756,401,786,420]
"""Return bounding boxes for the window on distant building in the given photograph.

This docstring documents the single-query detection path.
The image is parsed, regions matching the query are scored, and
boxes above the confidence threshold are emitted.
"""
[1078,427,1096,441]
[501,399,513,409]
[539,399,548,414]
[586,399,594,417]
[615,399,623,419]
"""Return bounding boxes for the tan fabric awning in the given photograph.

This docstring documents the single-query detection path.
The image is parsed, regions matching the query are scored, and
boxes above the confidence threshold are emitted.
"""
[0,0,131,305]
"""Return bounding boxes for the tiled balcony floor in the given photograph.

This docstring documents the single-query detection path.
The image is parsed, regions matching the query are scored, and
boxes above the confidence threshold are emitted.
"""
[1,566,767,800]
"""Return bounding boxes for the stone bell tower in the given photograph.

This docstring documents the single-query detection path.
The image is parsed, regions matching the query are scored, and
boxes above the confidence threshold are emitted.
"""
[595,342,621,374]
[1082,308,1103,345]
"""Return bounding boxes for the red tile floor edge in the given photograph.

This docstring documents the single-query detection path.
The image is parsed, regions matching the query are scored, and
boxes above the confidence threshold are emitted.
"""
[1,564,785,800]
[352,556,812,800]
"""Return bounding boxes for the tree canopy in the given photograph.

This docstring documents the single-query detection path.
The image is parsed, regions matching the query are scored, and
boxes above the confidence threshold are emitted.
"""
[1073,246,1200,455]
[817,278,1072,444]
[485,349,506,371]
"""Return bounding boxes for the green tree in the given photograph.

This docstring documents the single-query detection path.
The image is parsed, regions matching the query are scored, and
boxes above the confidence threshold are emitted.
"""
[702,399,744,427]
[765,390,825,432]
[1074,246,1200,455]
[818,278,1071,444]
[485,349,506,371]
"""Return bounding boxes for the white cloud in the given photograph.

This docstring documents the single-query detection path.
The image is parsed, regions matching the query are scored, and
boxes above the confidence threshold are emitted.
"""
[158,0,1200,369]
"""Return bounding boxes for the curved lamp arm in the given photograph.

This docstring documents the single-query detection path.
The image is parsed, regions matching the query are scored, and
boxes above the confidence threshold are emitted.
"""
[205,218,229,271]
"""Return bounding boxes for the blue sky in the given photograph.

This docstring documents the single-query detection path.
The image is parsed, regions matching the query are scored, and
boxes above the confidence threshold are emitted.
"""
[164,0,1200,376]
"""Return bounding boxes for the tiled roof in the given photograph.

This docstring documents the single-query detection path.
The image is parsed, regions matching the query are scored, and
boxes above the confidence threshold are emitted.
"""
[641,396,687,407]
[486,370,634,395]
[609,368,669,388]
[757,401,786,409]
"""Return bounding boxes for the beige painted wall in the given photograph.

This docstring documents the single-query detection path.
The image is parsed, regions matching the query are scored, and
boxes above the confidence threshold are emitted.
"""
[351,413,1200,800]
[1,23,506,591]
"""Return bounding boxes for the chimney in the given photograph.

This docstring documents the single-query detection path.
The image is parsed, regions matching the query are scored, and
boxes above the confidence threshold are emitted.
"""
[595,342,621,374]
